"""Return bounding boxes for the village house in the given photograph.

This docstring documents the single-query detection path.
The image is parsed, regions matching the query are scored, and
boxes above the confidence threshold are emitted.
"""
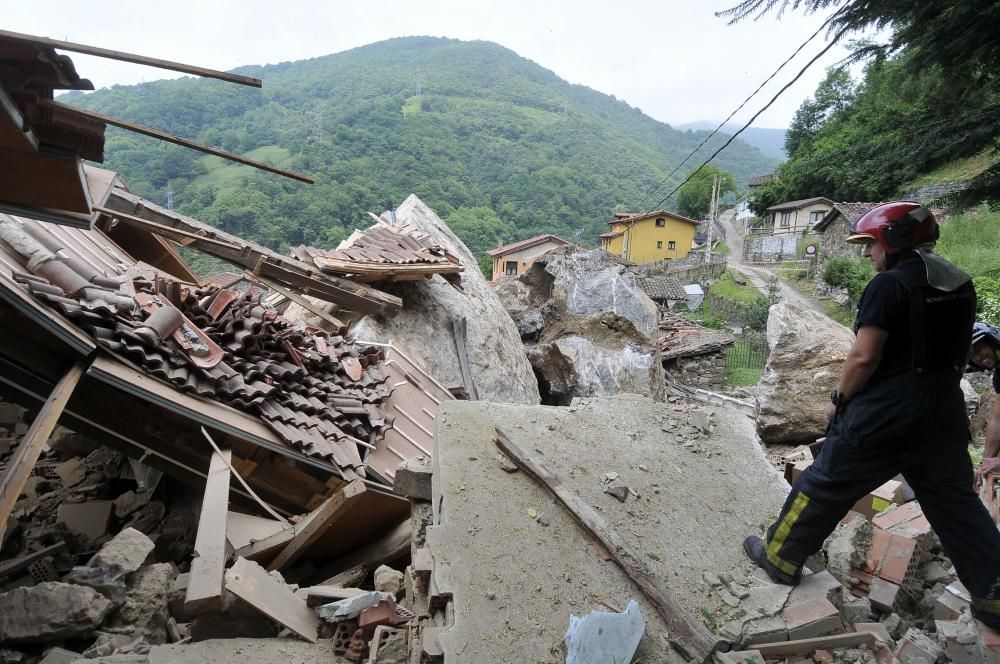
[734,194,754,233]
[747,173,776,190]
[487,234,570,281]
[597,210,699,264]
[766,196,834,235]
[812,202,877,274]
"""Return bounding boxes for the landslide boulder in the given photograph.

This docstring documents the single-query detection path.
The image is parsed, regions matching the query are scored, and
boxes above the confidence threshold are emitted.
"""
[756,300,855,444]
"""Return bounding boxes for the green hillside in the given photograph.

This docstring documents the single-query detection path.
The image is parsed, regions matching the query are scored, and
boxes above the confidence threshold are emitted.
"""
[64,37,777,258]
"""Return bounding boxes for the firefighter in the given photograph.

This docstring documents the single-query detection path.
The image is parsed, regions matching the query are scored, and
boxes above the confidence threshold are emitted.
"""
[743,202,1000,628]
[971,322,1000,487]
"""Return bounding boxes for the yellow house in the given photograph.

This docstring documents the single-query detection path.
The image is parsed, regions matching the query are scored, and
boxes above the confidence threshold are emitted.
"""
[598,210,700,264]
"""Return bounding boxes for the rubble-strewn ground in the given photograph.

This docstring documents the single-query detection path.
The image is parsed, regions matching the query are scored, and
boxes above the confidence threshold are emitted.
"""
[427,394,789,663]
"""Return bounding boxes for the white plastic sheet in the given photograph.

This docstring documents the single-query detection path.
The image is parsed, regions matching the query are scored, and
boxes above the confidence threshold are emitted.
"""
[564,599,645,664]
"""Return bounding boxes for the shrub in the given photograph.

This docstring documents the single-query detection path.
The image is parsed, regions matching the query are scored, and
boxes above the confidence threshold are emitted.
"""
[822,258,873,302]
[975,272,1000,327]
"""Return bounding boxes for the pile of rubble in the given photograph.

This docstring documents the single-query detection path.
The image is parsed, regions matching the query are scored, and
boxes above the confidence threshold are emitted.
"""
[710,447,1000,664]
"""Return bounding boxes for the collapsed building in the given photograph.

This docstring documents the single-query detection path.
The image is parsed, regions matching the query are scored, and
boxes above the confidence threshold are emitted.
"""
[2,29,1000,664]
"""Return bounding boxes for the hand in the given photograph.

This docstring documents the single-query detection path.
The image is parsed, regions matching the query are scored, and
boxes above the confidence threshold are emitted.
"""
[825,401,836,420]
[975,457,1000,490]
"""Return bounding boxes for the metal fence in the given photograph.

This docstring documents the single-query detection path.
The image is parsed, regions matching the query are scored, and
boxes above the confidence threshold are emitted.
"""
[726,333,768,368]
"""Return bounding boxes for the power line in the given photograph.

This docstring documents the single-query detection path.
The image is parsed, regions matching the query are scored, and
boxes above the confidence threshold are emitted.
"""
[635,6,847,212]
[646,24,851,213]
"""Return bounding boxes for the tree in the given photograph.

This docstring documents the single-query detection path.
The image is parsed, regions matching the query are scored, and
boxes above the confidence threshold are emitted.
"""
[676,166,736,219]
[785,67,855,156]
[718,1,1000,84]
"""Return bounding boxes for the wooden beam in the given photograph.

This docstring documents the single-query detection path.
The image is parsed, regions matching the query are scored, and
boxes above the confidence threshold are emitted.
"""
[0,29,262,88]
[0,542,65,579]
[267,479,366,572]
[0,362,85,543]
[312,519,411,585]
[753,632,877,657]
[184,447,232,615]
[98,193,402,315]
[245,271,346,334]
[43,101,313,184]
[493,427,723,662]
[224,556,319,643]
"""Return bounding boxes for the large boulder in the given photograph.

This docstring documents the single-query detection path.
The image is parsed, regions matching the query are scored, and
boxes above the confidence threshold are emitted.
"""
[349,195,540,405]
[756,300,855,444]
[495,248,663,404]
[0,582,113,643]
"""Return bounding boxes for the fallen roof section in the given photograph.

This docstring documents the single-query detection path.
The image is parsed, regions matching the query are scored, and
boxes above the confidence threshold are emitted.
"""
[292,223,462,283]
[637,275,687,301]
[99,188,401,316]
[659,312,736,360]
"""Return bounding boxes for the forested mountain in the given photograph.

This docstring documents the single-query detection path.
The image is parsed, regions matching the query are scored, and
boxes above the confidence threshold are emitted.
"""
[63,37,777,259]
[677,122,787,160]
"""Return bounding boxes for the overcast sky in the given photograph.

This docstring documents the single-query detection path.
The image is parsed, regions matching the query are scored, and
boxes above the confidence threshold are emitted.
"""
[7,1,862,129]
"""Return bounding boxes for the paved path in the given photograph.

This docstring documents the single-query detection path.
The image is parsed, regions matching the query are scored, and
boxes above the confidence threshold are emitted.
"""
[719,209,825,315]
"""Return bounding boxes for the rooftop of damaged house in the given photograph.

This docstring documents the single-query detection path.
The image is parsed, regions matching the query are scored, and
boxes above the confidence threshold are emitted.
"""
[1,29,999,664]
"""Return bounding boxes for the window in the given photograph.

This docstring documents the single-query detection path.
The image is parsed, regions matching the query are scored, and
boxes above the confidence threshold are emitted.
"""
[655,217,666,227]
[780,211,792,227]
[809,211,825,224]
[668,240,676,250]
[504,261,518,276]
[656,241,663,249]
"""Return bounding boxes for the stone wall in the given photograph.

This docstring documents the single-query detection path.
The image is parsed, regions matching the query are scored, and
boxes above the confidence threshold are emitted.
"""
[815,213,865,294]
[663,350,727,390]
[742,233,799,263]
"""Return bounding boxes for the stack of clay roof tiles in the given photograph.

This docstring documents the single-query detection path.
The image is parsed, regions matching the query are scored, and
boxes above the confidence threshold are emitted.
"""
[292,222,462,283]
[0,214,398,481]
[658,311,735,360]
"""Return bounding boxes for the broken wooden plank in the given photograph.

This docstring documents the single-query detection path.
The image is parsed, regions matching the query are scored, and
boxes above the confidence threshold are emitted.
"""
[185,448,232,615]
[44,101,313,184]
[0,29,262,87]
[224,556,319,643]
[0,362,85,543]
[226,511,285,550]
[494,427,723,662]
[0,542,66,579]
[267,479,367,572]
[753,631,877,657]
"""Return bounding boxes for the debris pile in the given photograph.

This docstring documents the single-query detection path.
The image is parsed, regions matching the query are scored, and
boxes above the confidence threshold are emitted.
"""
[706,446,1000,664]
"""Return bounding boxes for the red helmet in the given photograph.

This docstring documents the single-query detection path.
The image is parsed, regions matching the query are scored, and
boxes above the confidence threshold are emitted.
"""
[846,202,939,254]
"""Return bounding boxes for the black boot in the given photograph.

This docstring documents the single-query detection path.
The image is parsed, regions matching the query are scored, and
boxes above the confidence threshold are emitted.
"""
[743,535,800,586]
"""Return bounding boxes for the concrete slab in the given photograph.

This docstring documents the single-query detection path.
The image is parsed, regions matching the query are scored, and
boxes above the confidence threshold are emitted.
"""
[428,395,789,664]
[147,638,351,663]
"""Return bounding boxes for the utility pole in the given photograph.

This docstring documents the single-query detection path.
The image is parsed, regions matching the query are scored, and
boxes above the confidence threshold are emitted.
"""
[705,175,718,262]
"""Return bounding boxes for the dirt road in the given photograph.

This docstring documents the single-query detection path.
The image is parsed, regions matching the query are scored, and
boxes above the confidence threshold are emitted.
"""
[719,209,825,315]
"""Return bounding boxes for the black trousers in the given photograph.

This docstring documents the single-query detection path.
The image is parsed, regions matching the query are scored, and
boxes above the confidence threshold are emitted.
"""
[764,370,1000,619]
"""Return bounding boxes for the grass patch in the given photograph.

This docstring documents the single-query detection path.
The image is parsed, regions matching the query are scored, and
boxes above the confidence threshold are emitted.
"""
[709,270,764,305]
[937,209,1000,278]
[194,146,293,192]
[401,95,422,117]
[901,150,1000,189]
[723,340,765,388]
